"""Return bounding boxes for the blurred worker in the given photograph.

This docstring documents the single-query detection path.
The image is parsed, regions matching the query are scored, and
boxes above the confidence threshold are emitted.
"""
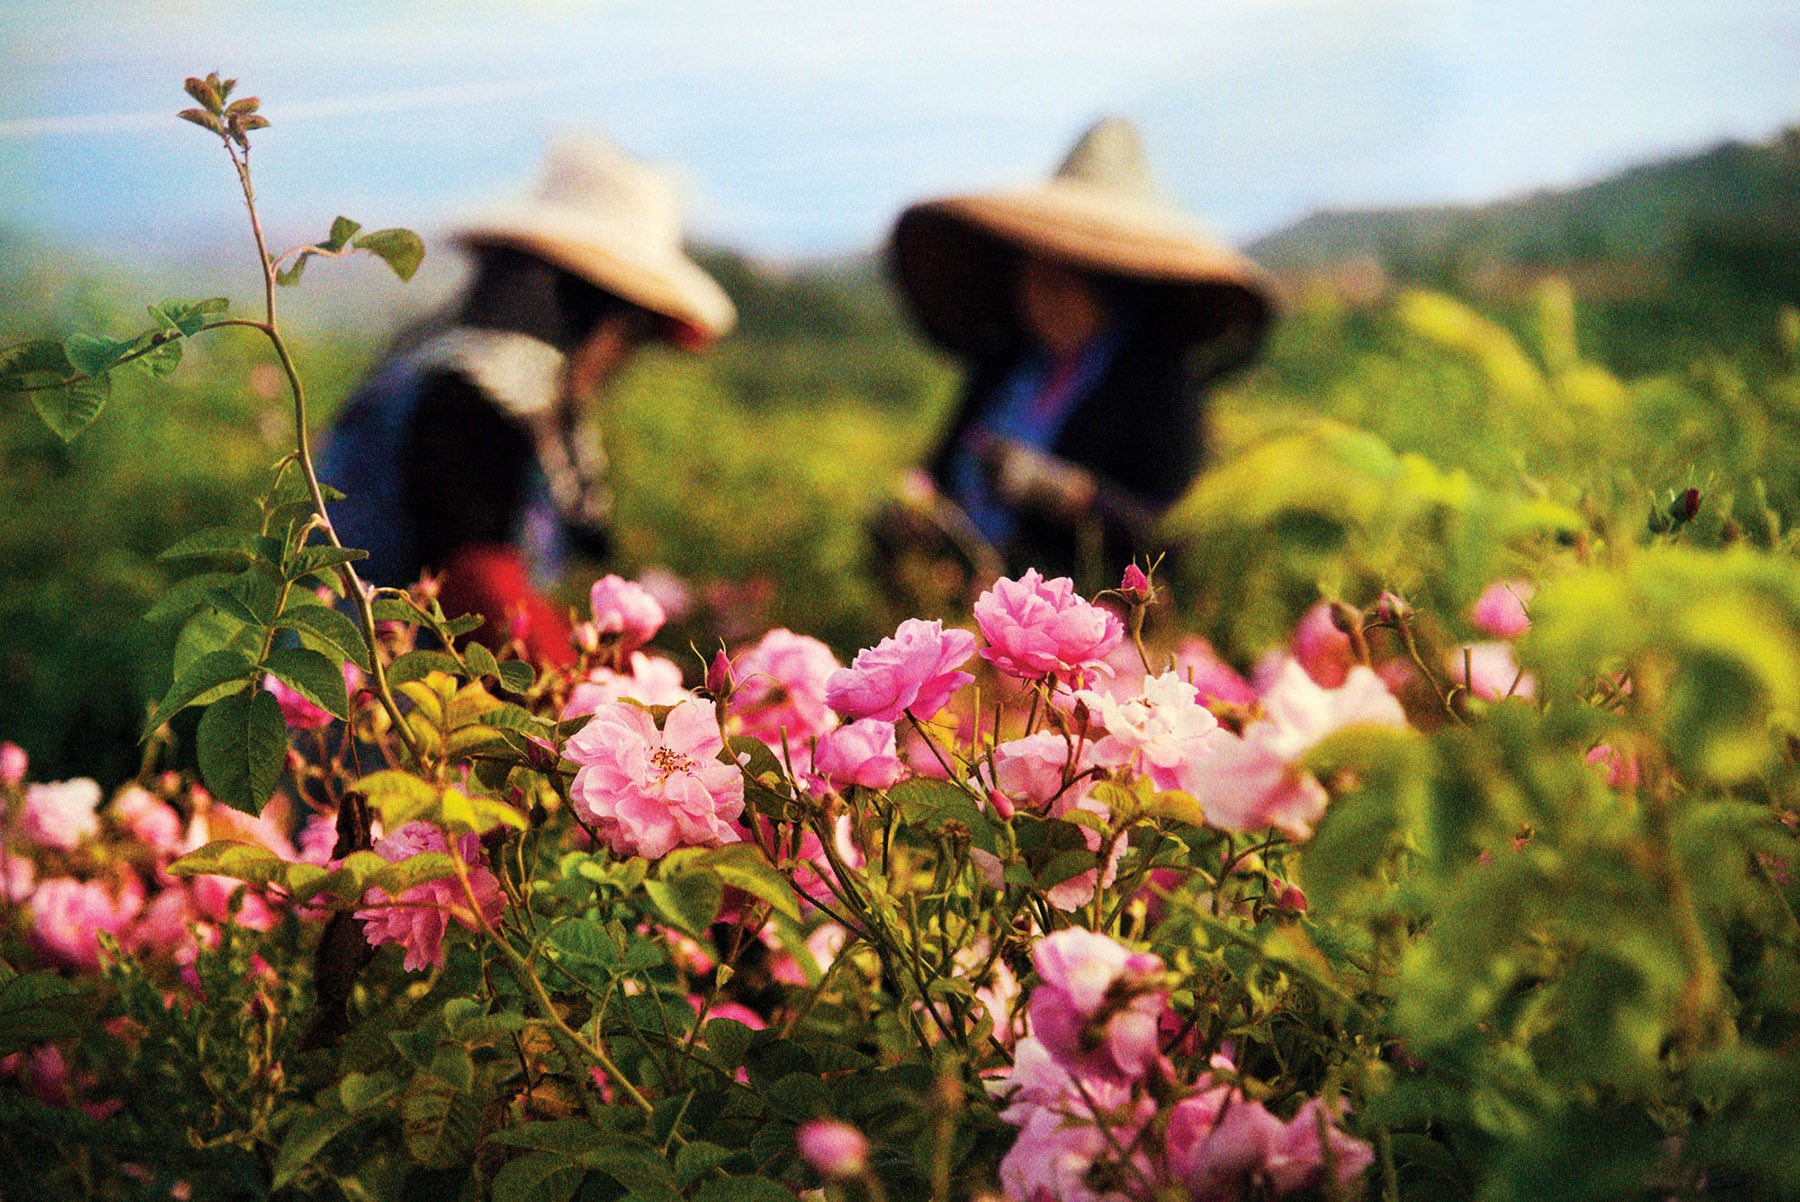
[319,137,734,664]
[881,116,1274,596]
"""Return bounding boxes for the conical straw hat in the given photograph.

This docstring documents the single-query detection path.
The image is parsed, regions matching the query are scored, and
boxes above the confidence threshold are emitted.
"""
[890,117,1272,363]
[456,136,736,345]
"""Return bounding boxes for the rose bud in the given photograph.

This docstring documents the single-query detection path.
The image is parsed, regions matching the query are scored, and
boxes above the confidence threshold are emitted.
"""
[796,1119,869,1181]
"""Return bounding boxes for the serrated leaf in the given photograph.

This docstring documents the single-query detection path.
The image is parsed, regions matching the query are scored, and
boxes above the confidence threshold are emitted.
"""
[402,1078,481,1168]
[166,839,290,888]
[275,603,372,670]
[0,338,73,384]
[325,215,362,251]
[464,640,500,680]
[151,296,227,337]
[673,1139,739,1189]
[62,332,136,377]
[286,544,369,579]
[666,844,800,921]
[497,660,535,693]
[32,375,110,441]
[272,1105,359,1189]
[146,647,254,734]
[197,688,289,813]
[129,338,182,379]
[159,526,264,565]
[366,851,461,898]
[205,568,284,627]
[690,1175,794,1202]
[390,649,465,685]
[371,596,424,624]
[0,972,98,1056]
[339,1070,401,1114]
[644,873,723,939]
[493,1152,583,1202]
[266,645,350,721]
[487,1119,617,1156]
[143,571,235,624]
[354,228,426,282]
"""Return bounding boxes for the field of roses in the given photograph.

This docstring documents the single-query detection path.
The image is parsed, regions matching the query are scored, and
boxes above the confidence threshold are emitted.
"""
[5,76,1800,1202]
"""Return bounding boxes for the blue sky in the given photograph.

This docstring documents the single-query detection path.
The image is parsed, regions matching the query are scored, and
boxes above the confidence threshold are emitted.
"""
[4,0,1799,262]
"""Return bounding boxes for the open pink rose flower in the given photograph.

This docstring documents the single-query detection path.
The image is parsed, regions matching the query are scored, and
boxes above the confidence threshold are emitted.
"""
[589,574,666,656]
[21,778,102,850]
[825,619,977,723]
[1027,927,1168,1082]
[729,627,843,744]
[29,875,144,971]
[562,652,692,719]
[1080,671,1235,795]
[109,786,185,858]
[357,822,505,973]
[566,699,745,859]
[1189,660,1407,840]
[1448,641,1536,701]
[1290,601,1356,688]
[975,569,1123,682]
[1470,579,1534,640]
[808,718,908,792]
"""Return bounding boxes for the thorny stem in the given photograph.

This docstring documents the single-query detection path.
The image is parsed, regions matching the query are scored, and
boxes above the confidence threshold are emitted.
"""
[216,132,426,767]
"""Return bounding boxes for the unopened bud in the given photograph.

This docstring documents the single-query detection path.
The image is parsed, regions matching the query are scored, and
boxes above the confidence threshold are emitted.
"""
[1273,880,1308,912]
[987,788,1016,821]
[1670,487,1701,524]
[572,621,601,655]
[1120,563,1152,605]
[796,1119,869,1181]
[706,650,734,697]
[1376,591,1413,623]
[0,742,26,788]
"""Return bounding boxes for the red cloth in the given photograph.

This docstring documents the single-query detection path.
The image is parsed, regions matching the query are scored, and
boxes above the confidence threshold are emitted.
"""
[438,543,575,667]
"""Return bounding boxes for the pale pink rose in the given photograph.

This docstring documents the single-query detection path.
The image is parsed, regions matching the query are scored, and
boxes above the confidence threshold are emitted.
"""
[297,810,342,865]
[825,619,977,723]
[1190,660,1407,840]
[1028,928,1167,1081]
[566,699,745,860]
[1043,824,1128,913]
[2,852,35,902]
[633,566,694,623]
[0,741,26,787]
[356,822,506,973]
[589,574,666,655]
[1448,642,1536,701]
[1080,671,1234,795]
[796,1119,869,1180]
[562,652,692,719]
[975,570,1124,682]
[22,778,102,850]
[1290,602,1355,688]
[996,1039,1152,1202]
[191,797,300,861]
[1470,579,1534,640]
[809,719,908,791]
[1173,637,1257,708]
[109,786,184,857]
[1264,1097,1375,1196]
[989,731,1095,815]
[188,868,278,931]
[1166,1083,1287,1201]
[1586,743,1641,790]
[29,875,144,971]
[729,628,843,744]
[128,887,199,959]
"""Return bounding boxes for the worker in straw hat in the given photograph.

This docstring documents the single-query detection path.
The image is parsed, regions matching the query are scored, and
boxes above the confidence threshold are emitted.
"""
[319,136,735,665]
[880,115,1273,597]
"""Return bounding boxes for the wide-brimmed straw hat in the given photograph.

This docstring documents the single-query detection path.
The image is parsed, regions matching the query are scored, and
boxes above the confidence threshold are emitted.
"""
[456,136,736,345]
[891,117,1272,365]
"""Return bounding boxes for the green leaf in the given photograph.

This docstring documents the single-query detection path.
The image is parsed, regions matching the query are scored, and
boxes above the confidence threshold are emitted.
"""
[366,851,461,897]
[389,649,465,685]
[205,567,284,627]
[32,375,110,441]
[372,596,424,624]
[690,1176,795,1202]
[497,660,535,693]
[150,296,227,337]
[339,1070,401,1115]
[580,1147,680,1198]
[273,1105,359,1189]
[0,338,72,383]
[644,872,723,939]
[401,1078,481,1168]
[145,647,254,734]
[144,571,236,625]
[666,844,801,921]
[0,972,98,1056]
[275,603,372,670]
[889,777,1001,853]
[287,544,369,579]
[674,1140,740,1189]
[487,1119,618,1156]
[265,646,350,720]
[62,332,137,377]
[493,1152,583,1202]
[129,338,183,379]
[354,228,426,282]
[325,215,363,251]
[166,839,290,888]
[159,526,265,565]
[464,640,500,680]
[196,688,289,813]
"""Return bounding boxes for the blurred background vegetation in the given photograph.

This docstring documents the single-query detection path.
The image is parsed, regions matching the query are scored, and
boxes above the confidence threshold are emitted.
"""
[4,125,1799,784]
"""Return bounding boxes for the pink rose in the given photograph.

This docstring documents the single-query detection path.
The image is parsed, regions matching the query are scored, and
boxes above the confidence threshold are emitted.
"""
[297,809,342,865]
[29,875,144,971]
[1027,928,1167,1082]
[825,619,976,723]
[1291,601,1356,689]
[1470,579,1534,640]
[1449,641,1536,702]
[589,574,666,656]
[1080,671,1233,795]
[1190,660,1406,840]
[1586,743,1641,790]
[2,852,35,902]
[1166,1083,1287,1201]
[566,699,745,860]
[796,1119,869,1181]
[109,786,184,857]
[22,778,102,851]
[1120,563,1152,604]
[1264,1097,1375,1196]
[562,652,692,719]
[975,570,1123,682]
[1173,638,1257,709]
[729,628,843,744]
[356,822,505,973]
[809,719,908,791]
[996,1038,1152,1202]
[0,741,26,787]
[988,731,1095,816]
[128,888,200,959]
